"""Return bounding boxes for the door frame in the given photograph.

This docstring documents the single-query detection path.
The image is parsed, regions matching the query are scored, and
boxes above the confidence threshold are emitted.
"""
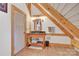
[11,5,26,56]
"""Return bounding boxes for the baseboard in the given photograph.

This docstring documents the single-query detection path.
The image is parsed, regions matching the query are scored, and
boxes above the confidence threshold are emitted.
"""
[49,43,73,48]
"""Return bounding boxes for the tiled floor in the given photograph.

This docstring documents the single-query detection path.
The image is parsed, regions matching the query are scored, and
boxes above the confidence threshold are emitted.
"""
[16,47,79,56]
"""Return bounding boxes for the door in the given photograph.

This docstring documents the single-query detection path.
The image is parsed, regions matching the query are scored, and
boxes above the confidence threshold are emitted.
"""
[11,5,26,55]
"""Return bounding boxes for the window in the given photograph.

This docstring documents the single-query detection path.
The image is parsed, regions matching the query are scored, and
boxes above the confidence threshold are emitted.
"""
[48,27,55,33]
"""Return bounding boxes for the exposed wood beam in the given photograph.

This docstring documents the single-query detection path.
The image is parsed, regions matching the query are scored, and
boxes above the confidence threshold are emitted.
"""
[41,3,79,38]
[26,3,31,16]
[72,39,79,48]
[32,14,44,17]
[33,3,73,39]
[33,3,79,39]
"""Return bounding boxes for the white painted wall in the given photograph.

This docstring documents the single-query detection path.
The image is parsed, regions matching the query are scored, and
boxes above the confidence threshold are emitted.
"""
[31,16,71,44]
[46,36,71,44]
[42,17,64,34]
[0,4,11,56]
[0,3,30,56]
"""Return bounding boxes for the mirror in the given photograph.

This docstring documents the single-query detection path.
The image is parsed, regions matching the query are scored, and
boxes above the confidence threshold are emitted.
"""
[33,19,42,31]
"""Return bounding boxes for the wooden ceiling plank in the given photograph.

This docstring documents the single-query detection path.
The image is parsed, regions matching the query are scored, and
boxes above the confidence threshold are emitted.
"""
[64,4,78,16]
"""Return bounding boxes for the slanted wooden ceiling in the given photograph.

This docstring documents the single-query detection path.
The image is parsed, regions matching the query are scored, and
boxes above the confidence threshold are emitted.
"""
[33,3,79,39]
[31,4,43,16]
[50,3,79,28]
[30,3,79,28]
[26,3,43,16]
